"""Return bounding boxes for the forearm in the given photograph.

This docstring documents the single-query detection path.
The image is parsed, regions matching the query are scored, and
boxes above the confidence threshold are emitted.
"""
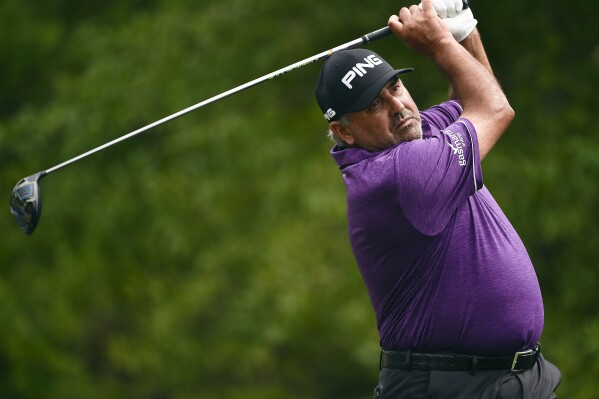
[448,28,495,100]
[433,36,514,159]
[459,29,493,75]
[435,37,497,107]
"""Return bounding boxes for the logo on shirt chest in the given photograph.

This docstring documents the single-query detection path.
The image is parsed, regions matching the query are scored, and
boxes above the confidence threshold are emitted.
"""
[444,130,467,167]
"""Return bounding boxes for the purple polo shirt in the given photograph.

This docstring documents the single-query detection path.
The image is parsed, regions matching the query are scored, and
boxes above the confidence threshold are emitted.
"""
[331,101,543,356]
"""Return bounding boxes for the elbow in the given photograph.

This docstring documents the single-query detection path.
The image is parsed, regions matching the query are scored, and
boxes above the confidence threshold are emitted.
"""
[494,98,515,132]
[504,102,515,124]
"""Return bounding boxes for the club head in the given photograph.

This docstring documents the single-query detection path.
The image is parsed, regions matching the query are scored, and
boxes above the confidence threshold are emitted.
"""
[10,172,45,235]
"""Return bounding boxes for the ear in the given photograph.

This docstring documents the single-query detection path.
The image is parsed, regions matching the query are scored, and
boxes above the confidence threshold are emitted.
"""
[329,121,356,146]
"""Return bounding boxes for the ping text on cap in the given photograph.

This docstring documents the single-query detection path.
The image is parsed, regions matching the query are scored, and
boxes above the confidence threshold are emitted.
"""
[341,54,384,89]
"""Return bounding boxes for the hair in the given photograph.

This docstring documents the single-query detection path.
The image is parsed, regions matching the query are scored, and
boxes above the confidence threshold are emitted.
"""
[327,115,351,147]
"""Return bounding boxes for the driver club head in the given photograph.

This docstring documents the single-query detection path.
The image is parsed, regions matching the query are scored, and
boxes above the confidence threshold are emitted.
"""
[10,172,45,235]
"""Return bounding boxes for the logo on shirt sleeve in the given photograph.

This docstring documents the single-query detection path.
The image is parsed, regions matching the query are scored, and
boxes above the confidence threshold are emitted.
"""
[444,129,467,167]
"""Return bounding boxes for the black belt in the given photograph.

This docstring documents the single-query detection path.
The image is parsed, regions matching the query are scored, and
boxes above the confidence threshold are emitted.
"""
[380,343,540,373]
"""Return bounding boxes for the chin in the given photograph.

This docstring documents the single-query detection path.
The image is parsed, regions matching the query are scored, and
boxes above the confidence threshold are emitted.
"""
[397,130,422,144]
[395,121,423,144]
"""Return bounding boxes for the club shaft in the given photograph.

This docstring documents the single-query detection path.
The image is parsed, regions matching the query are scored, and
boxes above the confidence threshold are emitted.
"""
[44,27,392,175]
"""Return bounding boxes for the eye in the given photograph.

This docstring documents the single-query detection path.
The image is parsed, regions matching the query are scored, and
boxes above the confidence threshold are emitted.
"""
[390,83,402,96]
[369,97,382,111]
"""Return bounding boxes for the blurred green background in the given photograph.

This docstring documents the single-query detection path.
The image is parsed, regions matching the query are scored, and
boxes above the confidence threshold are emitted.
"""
[1,0,597,398]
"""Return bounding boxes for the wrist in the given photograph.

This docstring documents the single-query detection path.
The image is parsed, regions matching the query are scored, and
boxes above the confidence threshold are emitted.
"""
[457,26,478,43]
[430,34,460,60]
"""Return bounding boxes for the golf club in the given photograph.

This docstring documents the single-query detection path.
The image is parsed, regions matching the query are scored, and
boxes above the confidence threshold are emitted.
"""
[10,0,470,236]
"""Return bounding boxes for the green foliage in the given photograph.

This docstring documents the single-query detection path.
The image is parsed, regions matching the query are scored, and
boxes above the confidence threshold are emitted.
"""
[1,0,597,398]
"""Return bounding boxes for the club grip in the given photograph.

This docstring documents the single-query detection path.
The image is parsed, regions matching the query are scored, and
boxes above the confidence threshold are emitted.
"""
[361,26,393,44]
[361,0,470,44]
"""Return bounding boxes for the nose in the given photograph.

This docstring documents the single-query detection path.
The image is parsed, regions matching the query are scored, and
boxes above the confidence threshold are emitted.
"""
[383,91,405,115]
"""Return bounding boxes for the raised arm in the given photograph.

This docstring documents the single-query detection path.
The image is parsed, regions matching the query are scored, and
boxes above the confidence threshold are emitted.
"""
[389,1,514,160]
[448,28,495,99]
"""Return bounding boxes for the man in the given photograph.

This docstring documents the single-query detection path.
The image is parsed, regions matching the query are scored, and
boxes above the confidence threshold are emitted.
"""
[314,1,561,398]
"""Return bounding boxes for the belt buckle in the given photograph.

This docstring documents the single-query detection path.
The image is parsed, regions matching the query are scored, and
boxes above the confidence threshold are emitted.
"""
[511,348,534,372]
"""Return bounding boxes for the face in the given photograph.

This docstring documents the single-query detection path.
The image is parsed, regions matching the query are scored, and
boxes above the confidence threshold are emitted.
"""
[333,77,422,152]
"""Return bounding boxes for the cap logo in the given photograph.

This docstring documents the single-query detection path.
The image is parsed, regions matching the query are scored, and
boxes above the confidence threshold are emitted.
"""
[341,54,384,89]
[323,108,337,121]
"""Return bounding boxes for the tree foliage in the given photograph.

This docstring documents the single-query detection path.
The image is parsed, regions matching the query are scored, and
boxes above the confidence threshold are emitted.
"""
[1,0,597,398]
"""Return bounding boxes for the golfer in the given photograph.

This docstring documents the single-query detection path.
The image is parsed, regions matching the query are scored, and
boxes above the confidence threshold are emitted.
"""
[315,1,561,398]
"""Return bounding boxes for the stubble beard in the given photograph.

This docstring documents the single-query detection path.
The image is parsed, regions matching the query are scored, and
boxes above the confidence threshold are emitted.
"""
[393,113,423,144]
[357,111,423,152]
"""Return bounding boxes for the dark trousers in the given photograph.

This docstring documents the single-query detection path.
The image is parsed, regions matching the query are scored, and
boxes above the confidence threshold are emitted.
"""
[374,354,561,399]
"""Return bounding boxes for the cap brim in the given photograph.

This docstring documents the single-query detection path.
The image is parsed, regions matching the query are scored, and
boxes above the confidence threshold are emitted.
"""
[345,68,414,114]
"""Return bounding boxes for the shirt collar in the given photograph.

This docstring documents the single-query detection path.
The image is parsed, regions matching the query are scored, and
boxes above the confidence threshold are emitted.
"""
[331,119,433,170]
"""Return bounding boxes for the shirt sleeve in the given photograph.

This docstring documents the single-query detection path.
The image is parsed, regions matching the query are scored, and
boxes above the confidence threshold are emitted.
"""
[421,100,463,131]
[394,117,484,236]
